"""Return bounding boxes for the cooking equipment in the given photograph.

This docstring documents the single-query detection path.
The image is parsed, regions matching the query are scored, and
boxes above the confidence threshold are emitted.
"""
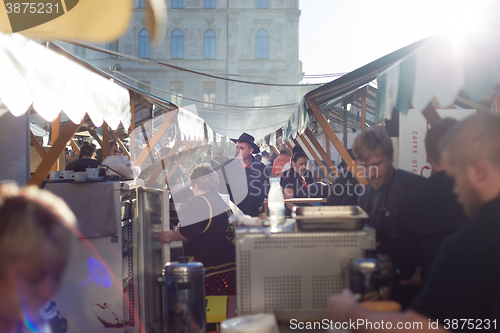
[349,249,394,301]
[161,257,206,333]
[293,206,368,231]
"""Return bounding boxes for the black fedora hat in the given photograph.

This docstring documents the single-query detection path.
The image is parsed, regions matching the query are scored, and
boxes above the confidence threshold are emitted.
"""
[231,132,260,154]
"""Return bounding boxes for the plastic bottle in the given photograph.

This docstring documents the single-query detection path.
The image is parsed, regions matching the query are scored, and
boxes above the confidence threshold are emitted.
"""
[268,177,285,228]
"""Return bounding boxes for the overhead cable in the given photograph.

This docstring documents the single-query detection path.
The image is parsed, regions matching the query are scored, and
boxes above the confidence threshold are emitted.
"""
[63,39,328,87]
[114,71,300,109]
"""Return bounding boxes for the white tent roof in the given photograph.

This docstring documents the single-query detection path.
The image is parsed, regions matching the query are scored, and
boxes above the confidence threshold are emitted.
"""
[0,32,131,130]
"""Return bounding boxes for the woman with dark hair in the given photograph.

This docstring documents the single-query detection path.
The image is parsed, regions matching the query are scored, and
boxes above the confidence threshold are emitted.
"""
[158,163,236,295]
[280,152,309,216]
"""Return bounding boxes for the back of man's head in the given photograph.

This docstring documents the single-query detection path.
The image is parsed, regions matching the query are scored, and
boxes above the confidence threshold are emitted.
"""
[425,118,458,165]
[292,145,304,154]
[79,145,94,158]
[441,113,500,171]
[352,130,393,161]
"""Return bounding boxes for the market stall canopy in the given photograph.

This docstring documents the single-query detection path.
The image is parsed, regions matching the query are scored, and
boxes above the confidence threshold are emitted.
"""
[0,0,132,41]
[0,32,131,130]
[375,33,499,120]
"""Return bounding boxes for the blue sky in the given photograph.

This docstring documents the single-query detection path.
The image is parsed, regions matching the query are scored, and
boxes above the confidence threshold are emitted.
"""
[299,0,490,83]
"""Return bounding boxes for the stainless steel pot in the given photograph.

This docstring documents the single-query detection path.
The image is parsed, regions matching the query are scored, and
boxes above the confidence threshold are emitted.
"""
[349,249,393,301]
[162,257,206,333]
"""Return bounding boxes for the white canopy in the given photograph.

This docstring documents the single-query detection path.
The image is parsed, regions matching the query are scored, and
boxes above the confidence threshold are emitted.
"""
[0,32,131,130]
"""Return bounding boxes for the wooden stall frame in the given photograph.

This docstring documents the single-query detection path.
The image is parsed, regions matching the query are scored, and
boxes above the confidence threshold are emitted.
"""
[307,98,367,186]
[112,132,130,158]
[134,109,177,167]
[28,121,80,186]
[145,139,183,188]
[304,127,339,179]
[298,134,334,183]
[30,131,46,158]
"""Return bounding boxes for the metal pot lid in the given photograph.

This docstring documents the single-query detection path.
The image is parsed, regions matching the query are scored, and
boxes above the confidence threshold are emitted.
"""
[163,256,205,275]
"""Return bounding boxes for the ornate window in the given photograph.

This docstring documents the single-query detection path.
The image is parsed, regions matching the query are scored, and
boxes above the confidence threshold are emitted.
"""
[203,30,216,59]
[138,30,151,59]
[171,30,183,59]
[255,30,269,59]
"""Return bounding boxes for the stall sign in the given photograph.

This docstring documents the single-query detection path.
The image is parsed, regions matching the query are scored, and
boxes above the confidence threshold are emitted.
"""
[399,109,476,178]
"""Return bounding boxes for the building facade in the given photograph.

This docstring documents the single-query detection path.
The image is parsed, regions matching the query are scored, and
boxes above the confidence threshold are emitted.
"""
[62,0,303,140]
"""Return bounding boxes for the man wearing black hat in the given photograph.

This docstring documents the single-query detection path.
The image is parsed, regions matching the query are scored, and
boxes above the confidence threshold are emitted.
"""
[220,133,269,217]
[326,148,363,206]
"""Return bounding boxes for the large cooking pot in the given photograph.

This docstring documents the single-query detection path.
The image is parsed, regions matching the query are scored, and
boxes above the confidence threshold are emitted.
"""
[349,249,393,301]
[161,257,206,333]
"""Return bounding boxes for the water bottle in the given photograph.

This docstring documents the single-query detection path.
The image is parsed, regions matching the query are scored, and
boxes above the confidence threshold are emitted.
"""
[268,177,285,228]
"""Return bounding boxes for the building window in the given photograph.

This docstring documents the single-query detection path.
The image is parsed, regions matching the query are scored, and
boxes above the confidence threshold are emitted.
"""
[256,0,269,8]
[203,82,216,107]
[138,0,145,8]
[172,0,182,8]
[105,40,118,58]
[138,29,151,59]
[171,30,183,59]
[203,30,216,59]
[254,85,270,106]
[255,30,269,59]
[138,80,151,93]
[171,82,183,106]
[205,0,215,8]
[74,45,85,57]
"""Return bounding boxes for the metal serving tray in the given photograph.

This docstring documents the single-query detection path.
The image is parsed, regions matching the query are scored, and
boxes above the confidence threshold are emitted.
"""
[292,205,368,231]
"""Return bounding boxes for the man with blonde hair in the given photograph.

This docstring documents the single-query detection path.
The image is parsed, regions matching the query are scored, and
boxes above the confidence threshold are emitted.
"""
[0,184,76,333]
[353,130,425,258]
[329,113,500,333]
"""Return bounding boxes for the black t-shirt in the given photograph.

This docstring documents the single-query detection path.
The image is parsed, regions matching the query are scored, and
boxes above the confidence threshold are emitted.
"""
[357,168,426,256]
[393,171,468,280]
[179,190,236,276]
[280,168,309,216]
[65,158,101,172]
[411,196,500,331]
[326,170,362,206]
[221,157,269,217]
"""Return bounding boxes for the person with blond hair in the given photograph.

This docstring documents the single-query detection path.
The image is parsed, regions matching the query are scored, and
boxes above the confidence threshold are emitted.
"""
[353,129,426,308]
[0,184,76,333]
[329,113,500,333]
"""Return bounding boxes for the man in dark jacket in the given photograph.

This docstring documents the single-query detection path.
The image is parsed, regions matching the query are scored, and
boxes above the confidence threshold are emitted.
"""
[220,133,269,217]
[394,118,468,286]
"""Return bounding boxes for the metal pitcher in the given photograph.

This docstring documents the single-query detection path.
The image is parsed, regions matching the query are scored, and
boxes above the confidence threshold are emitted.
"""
[349,249,393,301]
[161,257,206,333]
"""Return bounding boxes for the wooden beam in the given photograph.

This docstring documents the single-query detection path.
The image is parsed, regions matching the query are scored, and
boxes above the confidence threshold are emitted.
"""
[102,123,109,157]
[422,102,442,127]
[88,129,104,149]
[298,134,334,183]
[304,127,339,179]
[165,141,196,184]
[28,122,80,186]
[292,138,300,147]
[50,115,61,171]
[180,145,201,169]
[30,131,46,158]
[343,103,348,147]
[144,140,183,188]
[69,139,80,155]
[285,141,294,155]
[185,144,208,174]
[361,89,367,133]
[111,133,130,158]
[307,98,368,186]
[134,110,177,167]
[269,145,279,156]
